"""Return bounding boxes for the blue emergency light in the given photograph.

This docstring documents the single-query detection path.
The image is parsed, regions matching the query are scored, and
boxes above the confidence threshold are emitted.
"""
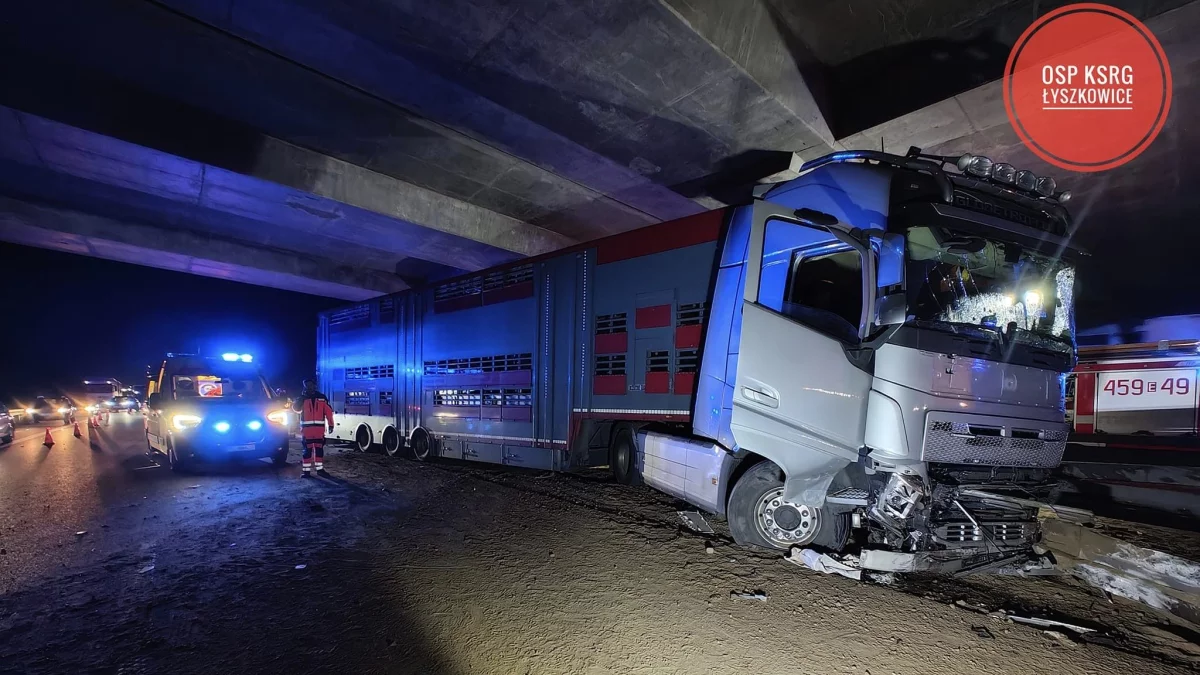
[221,353,254,363]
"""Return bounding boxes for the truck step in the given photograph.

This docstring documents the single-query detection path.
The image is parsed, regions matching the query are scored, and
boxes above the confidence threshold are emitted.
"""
[826,488,869,506]
[677,511,715,534]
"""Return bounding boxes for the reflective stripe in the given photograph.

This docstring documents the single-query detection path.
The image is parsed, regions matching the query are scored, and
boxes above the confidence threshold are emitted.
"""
[300,421,325,426]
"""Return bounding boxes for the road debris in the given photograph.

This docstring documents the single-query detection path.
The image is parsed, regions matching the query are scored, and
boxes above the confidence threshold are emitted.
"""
[138,565,155,574]
[188,485,201,489]
[74,531,86,537]
[729,590,768,602]
[295,564,307,570]
[1009,615,1096,634]
[955,599,992,615]
[786,547,862,581]
[1043,630,1077,647]
[971,625,995,639]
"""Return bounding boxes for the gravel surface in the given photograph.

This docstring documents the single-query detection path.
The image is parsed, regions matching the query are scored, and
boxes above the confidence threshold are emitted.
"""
[1,421,1198,673]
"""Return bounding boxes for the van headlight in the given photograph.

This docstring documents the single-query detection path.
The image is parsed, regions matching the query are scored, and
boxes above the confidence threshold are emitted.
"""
[172,414,203,431]
[266,409,289,425]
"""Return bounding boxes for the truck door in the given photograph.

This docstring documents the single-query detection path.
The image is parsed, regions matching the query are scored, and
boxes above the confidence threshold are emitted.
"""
[730,202,875,505]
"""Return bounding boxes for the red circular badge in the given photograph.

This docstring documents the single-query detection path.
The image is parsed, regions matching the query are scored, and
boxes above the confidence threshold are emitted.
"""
[1004,3,1172,172]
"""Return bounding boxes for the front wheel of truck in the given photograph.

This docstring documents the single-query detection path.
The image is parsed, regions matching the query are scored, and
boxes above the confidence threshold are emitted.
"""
[727,460,847,552]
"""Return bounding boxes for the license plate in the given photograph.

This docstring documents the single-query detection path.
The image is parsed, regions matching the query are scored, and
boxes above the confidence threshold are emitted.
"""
[228,443,256,452]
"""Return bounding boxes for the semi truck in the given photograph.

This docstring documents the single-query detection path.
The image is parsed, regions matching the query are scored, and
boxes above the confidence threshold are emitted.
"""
[317,149,1080,572]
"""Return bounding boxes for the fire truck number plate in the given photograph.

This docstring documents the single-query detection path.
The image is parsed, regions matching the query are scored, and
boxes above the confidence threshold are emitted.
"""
[1096,369,1198,411]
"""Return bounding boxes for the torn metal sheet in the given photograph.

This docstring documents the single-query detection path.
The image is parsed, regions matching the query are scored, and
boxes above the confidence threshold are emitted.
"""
[786,547,862,581]
[1040,518,1200,625]
[1008,615,1096,634]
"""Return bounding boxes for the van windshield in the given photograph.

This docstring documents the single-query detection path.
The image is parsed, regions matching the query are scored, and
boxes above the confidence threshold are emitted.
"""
[173,374,269,400]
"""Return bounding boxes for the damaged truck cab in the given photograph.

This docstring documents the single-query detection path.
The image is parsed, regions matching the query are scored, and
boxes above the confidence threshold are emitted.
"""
[647,150,1079,572]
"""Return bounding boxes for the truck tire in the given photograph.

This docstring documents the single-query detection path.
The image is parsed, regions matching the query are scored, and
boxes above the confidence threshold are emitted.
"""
[727,460,847,552]
[382,426,402,457]
[409,428,432,461]
[609,428,642,485]
[354,424,372,453]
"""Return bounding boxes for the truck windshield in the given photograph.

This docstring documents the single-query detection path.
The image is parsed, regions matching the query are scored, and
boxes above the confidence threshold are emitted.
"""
[904,225,1075,355]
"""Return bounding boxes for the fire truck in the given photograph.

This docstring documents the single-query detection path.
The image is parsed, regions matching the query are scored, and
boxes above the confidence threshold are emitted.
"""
[1065,340,1200,461]
[317,149,1080,572]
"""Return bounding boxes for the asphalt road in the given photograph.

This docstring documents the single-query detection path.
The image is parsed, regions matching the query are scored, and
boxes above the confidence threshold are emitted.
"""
[0,413,295,595]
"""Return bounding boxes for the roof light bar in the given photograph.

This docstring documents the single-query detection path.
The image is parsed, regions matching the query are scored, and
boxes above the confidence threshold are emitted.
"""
[956,153,1066,202]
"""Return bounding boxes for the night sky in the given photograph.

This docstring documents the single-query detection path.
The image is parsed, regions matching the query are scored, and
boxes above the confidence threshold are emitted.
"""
[0,242,339,403]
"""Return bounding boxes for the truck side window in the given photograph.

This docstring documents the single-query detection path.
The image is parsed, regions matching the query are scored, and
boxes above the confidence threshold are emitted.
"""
[782,249,864,344]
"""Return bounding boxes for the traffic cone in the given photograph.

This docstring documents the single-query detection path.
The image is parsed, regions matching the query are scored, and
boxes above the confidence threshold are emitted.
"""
[43,428,54,447]
[73,421,82,438]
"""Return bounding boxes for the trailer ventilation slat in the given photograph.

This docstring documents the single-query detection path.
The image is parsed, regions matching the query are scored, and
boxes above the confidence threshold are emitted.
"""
[503,388,532,406]
[423,352,533,375]
[596,354,627,376]
[378,297,397,324]
[647,350,670,373]
[345,364,395,380]
[328,304,370,332]
[677,302,707,326]
[676,349,699,373]
[345,391,370,407]
[379,391,394,406]
[596,313,628,334]
[433,389,483,406]
[434,264,534,303]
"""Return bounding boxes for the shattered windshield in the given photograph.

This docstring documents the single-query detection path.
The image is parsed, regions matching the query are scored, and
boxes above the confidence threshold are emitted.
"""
[905,225,1075,354]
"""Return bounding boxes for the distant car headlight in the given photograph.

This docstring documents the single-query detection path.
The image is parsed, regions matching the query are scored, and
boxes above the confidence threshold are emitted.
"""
[25,408,36,415]
[172,414,203,431]
[266,409,289,425]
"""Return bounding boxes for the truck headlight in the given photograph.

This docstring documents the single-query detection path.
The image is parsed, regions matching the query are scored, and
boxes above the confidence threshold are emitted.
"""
[172,414,203,431]
[266,409,289,425]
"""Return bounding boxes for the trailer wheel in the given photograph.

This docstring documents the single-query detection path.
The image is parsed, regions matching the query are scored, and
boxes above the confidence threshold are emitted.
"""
[410,428,432,461]
[726,460,847,552]
[609,428,642,485]
[382,426,402,457]
[354,424,373,453]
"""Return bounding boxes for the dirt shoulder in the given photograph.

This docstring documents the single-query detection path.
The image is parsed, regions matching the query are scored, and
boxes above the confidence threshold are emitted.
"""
[0,450,1195,674]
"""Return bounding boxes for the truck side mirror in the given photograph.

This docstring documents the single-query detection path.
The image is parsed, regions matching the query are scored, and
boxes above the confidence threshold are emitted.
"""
[794,207,839,228]
[875,293,907,326]
[147,393,161,409]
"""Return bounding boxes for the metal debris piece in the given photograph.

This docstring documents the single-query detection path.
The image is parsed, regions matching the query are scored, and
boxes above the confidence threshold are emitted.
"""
[786,548,862,581]
[1043,630,1077,647]
[138,565,155,574]
[955,599,991,614]
[295,564,307,570]
[971,625,995,639]
[730,590,768,602]
[677,511,714,534]
[1009,615,1095,634]
[74,531,86,537]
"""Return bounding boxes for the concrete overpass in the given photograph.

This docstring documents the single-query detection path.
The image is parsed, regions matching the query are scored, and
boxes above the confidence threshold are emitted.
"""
[0,0,1197,322]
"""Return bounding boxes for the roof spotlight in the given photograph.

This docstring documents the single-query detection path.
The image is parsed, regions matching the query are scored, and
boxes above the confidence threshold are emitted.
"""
[1015,170,1037,191]
[962,154,993,177]
[991,163,1016,184]
[1035,175,1057,197]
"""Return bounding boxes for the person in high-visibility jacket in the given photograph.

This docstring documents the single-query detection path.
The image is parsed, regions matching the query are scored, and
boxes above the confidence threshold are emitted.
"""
[292,377,334,477]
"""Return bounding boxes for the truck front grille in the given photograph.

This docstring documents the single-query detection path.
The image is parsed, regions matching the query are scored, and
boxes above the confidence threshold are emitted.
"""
[923,415,1066,468]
